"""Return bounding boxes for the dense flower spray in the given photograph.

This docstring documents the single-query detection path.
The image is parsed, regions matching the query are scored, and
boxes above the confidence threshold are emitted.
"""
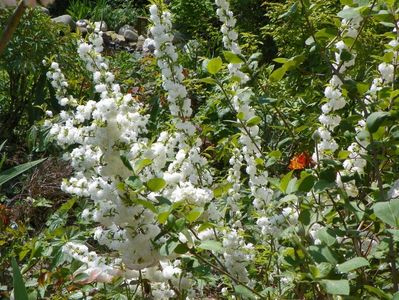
[314,7,363,162]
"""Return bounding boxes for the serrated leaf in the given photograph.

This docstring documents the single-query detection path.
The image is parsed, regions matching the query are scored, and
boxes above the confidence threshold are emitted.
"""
[207,57,223,75]
[147,178,166,192]
[337,257,369,273]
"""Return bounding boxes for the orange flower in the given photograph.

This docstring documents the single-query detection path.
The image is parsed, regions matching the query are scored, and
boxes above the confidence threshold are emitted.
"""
[289,152,312,170]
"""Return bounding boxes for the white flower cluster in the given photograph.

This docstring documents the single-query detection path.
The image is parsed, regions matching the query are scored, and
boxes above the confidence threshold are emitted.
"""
[215,0,249,84]
[314,9,363,159]
[62,242,129,284]
[47,32,167,273]
[215,1,274,289]
[149,4,194,134]
[222,229,254,283]
[339,32,399,196]
[256,207,298,236]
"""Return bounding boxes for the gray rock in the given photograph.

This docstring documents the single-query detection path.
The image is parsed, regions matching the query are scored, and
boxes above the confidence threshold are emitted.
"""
[123,30,138,42]
[52,15,76,31]
[136,35,145,51]
[76,19,89,28]
[94,21,108,32]
[104,31,126,45]
[118,25,138,41]
[118,25,135,35]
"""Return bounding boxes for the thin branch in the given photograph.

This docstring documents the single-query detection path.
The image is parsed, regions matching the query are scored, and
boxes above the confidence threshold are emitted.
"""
[0,1,26,56]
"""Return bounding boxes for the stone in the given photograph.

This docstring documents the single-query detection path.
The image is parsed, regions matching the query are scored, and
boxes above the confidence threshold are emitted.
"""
[136,35,145,51]
[118,25,138,42]
[118,25,135,35]
[94,21,108,32]
[123,30,138,42]
[76,19,89,28]
[104,31,126,45]
[52,15,76,31]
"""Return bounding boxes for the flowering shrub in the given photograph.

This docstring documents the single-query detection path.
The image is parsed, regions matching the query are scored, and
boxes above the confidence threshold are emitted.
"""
[39,0,399,299]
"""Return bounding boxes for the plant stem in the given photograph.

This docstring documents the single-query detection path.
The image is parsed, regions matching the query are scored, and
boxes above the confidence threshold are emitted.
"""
[190,249,265,299]
[0,1,26,56]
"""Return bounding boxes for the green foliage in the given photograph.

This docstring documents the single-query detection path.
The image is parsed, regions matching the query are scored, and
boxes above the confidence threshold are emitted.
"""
[170,0,215,35]
[0,7,78,142]
[67,0,144,31]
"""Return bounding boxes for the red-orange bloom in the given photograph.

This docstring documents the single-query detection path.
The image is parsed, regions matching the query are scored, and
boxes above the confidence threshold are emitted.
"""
[289,152,312,170]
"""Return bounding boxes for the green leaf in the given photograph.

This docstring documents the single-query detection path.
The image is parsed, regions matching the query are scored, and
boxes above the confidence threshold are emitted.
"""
[269,66,287,82]
[213,183,232,197]
[198,240,222,253]
[278,2,298,19]
[160,239,179,256]
[186,207,204,223]
[199,77,217,85]
[120,155,133,171]
[0,140,6,153]
[11,258,29,300]
[317,227,336,246]
[314,180,335,192]
[337,257,369,273]
[321,279,350,295]
[134,159,152,174]
[280,171,293,193]
[364,285,392,300]
[174,243,189,254]
[157,205,171,224]
[297,174,316,192]
[207,57,223,75]
[374,199,399,227]
[147,178,166,192]
[235,285,258,299]
[126,176,143,190]
[223,51,244,64]
[246,116,262,127]
[0,158,46,187]
[268,150,282,159]
[310,262,333,279]
[337,6,360,19]
[134,199,156,213]
[366,111,390,133]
